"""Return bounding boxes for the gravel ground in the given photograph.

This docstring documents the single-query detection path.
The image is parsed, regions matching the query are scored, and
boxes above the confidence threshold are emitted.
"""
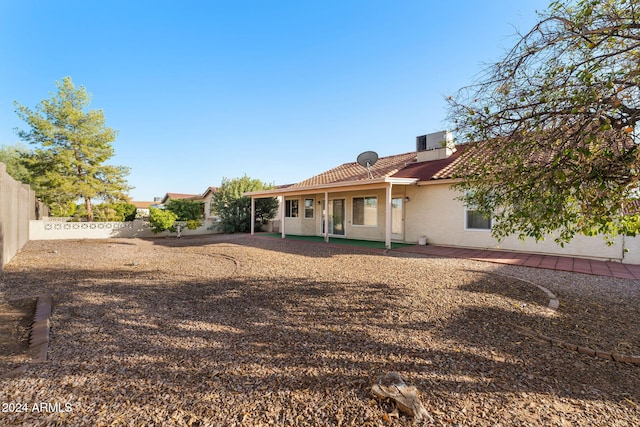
[0,234,639,426]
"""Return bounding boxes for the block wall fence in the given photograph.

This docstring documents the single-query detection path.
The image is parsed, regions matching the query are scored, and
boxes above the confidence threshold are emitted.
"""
[0,162,47,269]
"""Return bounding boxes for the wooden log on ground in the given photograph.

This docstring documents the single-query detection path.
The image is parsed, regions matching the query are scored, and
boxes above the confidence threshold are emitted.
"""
[371,372,431,422]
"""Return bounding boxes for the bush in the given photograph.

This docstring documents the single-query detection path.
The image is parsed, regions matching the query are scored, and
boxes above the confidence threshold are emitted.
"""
[149,207,178,233]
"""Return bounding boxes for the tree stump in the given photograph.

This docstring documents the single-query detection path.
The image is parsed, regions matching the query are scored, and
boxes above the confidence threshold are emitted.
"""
[371,372,431,422]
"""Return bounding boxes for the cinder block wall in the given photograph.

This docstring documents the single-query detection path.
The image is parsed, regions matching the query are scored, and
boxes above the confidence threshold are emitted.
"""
[0,162,39,269]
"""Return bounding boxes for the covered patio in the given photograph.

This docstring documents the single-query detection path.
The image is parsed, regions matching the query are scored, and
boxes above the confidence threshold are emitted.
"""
[245,176,418,249]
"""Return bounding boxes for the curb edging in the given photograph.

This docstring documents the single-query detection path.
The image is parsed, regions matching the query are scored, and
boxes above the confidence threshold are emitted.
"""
[0,294,52,379]
[30,294,52,363]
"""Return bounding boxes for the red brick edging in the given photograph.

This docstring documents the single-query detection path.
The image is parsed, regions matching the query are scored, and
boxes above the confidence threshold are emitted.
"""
[30,294,52,363]
[0,294,52,379]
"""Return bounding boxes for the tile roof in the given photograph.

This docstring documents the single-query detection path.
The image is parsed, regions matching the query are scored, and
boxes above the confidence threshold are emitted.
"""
[290,151,418,188]
[200,186,219,197]
[130,201,155,209]
[161,193,200,204]
[268,131,636,193]
[391,144,469,181]
[624,199,640,215]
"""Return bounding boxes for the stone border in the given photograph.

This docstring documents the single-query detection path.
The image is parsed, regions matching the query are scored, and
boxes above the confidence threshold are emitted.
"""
[256,237,640,364]
[492,273,559,315]
[496,273,640,364]
[530,332,640,364]
[0,294,52,379]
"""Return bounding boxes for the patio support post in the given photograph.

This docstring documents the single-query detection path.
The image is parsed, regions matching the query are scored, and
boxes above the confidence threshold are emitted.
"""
[250,196,255,235]
[385,183,392,249]
[281,196,286,239]
[324,191,329,242]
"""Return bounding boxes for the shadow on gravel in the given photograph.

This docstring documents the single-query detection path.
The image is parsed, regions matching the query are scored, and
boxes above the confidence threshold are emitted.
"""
[146,234,391,259]
[0,237,640,424]
[2,260,639,413]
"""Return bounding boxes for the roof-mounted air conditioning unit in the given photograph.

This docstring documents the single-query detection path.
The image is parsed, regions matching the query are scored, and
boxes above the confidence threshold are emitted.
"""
[416,131,455,162]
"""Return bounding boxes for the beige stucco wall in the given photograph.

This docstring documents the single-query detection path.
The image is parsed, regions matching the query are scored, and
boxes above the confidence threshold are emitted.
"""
[283,190,392,241]
[405,182,631,262]
[276,183,640,263]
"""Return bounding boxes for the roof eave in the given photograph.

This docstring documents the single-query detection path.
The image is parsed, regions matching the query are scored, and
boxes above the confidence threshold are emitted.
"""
[244,177,418,197]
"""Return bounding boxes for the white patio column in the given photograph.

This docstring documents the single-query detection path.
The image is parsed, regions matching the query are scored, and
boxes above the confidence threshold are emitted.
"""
[250,196,255,235]
[385,183,392,249]
[280,196,286,239]
[324,191,329,242]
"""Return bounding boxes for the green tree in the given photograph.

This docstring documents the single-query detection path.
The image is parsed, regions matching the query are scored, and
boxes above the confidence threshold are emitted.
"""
[447,0,640,244]
[0,143,31,182]
[212,175,279,233]
[82,202,137,222]
[165,199,202,222]
[15,76,131,221]
[148,199,203,233]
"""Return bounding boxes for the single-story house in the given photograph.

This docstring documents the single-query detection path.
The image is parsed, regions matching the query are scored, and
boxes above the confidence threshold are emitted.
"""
[130,201,158,218]
[245,131,640,264]
[160,187,220,222]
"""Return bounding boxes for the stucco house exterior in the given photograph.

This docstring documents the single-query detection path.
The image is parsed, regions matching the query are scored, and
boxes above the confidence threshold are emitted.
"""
[130,201,158,218]
[160,187,219,223]
[245,131,640,264]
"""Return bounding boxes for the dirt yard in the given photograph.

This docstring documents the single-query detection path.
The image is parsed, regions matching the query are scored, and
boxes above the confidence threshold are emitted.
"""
[0,234,639,426]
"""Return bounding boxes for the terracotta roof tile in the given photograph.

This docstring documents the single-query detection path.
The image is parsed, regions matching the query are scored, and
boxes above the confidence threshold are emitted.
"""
[161,193,200,204]
[290,152,417,188]
[130,201,155,209]
[391,144,469,181]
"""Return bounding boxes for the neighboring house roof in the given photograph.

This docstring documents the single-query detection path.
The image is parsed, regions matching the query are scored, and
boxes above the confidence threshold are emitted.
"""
[161,193,200,204]
[130,201,155,209]
[289,152,418,188]
[200,186,219,198]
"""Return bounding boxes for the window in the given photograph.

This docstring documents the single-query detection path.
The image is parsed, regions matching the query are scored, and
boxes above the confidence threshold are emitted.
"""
[285,199,299,218]
[464,191,492,230]
[304,198,314,219]
[353,196,377,226]
[465,210,492,230]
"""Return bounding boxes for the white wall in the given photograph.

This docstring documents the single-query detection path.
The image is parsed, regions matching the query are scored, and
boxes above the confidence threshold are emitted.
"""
[30,219,221,240]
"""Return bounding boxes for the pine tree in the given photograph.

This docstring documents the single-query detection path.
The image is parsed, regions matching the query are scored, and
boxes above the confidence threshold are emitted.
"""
[15,77,131,221]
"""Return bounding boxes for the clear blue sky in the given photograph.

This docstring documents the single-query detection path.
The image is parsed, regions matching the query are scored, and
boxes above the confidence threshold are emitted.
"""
[0,0,550,201]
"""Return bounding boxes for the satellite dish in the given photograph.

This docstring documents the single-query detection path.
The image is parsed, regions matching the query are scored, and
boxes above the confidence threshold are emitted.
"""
[357,151,378,179]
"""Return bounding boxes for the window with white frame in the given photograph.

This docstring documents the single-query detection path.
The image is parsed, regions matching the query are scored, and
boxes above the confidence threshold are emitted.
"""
[285,199,299,218]
[304,198,314,219]
[465,209,492,230]
[464,191,492,230]
[352,196,377,226]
